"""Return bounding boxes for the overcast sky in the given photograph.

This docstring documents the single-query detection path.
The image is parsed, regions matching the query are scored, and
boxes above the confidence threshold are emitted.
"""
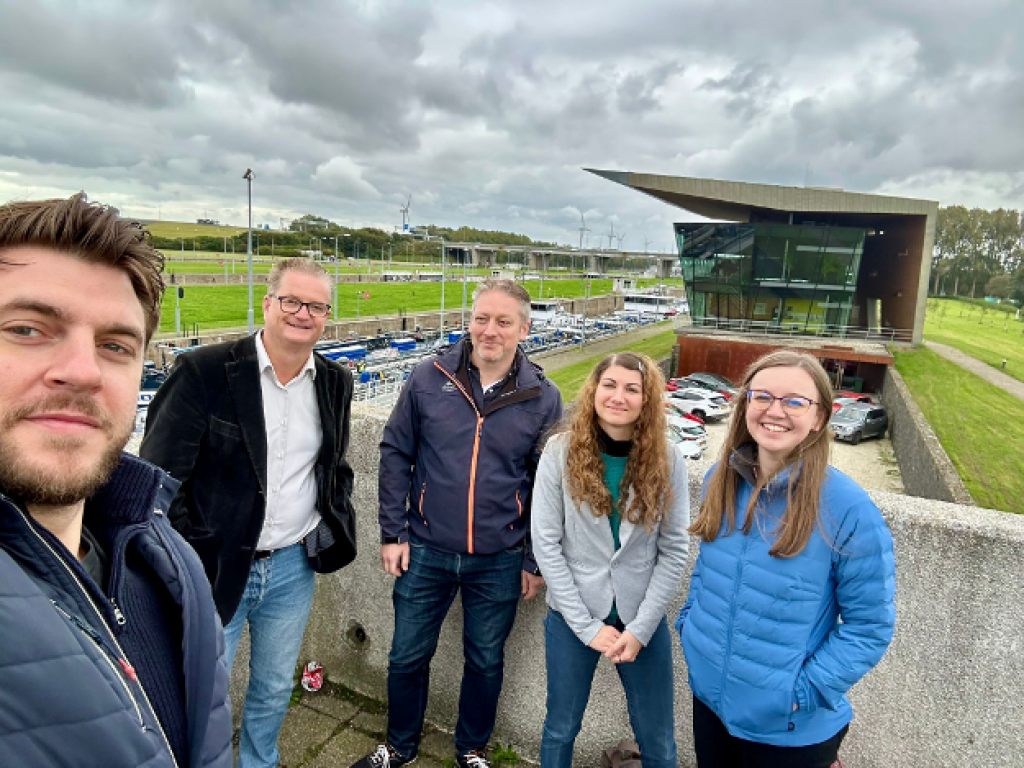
[1,0,1022,251]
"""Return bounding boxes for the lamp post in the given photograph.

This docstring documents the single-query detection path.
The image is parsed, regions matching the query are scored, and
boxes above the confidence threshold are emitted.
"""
[440,241,446,335]
[338,234,350,320]
[243,168,254,334]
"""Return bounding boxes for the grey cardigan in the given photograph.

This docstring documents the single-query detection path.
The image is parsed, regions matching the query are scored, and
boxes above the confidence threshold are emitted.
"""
[531,433,690,647]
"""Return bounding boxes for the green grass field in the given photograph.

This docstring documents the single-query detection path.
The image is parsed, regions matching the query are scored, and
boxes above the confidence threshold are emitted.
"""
[894,346,1024,512]
[158,278,636,334]
[146,222,246,239]
[924,298,1024,384]
[546,328,678,401]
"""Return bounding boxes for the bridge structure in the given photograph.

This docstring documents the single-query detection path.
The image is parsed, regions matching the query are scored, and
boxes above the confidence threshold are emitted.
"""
[441,241,678,278]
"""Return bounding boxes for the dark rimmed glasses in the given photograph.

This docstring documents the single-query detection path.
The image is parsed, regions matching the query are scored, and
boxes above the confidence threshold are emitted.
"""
[746,389,818,415]
[270,294,331,318]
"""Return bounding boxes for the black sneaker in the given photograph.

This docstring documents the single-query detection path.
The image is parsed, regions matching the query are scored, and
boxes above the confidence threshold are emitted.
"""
[456,750,490,768]
[350,743,417,768]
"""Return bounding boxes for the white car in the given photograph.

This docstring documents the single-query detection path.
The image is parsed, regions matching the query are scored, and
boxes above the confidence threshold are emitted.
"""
[663,404,709,451]
[667,425,704,460]
[665,388,730,422]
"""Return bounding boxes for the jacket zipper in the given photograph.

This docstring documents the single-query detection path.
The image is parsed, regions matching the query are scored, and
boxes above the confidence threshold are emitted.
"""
[434,362,483,553]
[13,503,181,768]
[720,490,753,704]
[52,601,144,726]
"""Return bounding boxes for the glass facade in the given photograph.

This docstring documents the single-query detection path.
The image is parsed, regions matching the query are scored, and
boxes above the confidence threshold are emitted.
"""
[675,222,866,334]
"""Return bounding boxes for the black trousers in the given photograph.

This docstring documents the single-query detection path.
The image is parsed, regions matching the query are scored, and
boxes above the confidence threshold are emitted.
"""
[692,695,848,768]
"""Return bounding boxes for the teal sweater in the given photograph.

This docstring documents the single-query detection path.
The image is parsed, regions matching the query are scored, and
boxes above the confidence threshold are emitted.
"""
[599,428,632,623]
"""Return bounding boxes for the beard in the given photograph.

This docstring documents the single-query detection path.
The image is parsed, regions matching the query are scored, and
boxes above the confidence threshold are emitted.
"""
[0,393,133,507]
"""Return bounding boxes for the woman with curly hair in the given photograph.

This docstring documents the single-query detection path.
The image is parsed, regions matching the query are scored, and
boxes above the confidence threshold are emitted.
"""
[532,352,690,768]
[677,350,896,768]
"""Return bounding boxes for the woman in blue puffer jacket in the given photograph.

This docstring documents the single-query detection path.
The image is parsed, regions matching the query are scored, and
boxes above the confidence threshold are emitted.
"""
[677,350,896,768]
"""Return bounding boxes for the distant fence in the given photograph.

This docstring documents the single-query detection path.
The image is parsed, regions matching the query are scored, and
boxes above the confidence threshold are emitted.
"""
[690,317,914,343]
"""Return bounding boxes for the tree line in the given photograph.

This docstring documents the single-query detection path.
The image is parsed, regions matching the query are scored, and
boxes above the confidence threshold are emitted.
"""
[932,206,1024,302]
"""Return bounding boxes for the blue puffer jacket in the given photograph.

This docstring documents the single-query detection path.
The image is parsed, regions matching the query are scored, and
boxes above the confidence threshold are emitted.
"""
[676,448,896,747]
[0,455,233,767]
[379,339,563,571]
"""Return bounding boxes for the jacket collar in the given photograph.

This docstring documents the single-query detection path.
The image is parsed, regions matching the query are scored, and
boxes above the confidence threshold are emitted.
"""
[728,443,799,493]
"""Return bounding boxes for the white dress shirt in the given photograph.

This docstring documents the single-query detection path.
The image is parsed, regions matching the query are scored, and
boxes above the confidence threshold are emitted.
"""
[255,331,323,552]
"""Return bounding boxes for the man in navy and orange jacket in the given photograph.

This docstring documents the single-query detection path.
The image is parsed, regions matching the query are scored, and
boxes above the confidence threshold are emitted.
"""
[353,279,561,768]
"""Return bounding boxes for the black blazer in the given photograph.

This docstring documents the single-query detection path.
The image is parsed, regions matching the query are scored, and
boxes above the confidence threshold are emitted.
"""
[140,335,356,621]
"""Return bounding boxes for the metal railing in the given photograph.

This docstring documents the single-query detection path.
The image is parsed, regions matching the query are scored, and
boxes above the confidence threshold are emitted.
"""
[688,317,913,343]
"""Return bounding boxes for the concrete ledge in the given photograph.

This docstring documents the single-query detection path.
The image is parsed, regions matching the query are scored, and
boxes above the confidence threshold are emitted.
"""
[880,366,974,505]
[284,411,1023,768]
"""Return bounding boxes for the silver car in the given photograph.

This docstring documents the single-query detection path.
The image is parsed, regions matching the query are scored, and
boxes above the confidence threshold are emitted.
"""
[830,403,888,445]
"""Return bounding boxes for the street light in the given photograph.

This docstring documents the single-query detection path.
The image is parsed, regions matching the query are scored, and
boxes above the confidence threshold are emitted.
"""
[243,168,254,334]
[338,234,350,320]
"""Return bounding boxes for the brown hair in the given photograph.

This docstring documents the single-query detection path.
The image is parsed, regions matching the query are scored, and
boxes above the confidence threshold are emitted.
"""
[688,350,834,557]
[564,352,672,529]
[0,193,165,341]
[472,279,531,325]
[268,256,332,296]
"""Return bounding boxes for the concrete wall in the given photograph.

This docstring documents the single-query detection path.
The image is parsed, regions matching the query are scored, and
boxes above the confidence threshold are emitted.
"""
[879,366,974,504]
[286,410,1023,768]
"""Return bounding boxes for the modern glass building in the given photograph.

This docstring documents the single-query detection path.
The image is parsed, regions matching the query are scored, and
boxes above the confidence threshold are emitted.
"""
[675,222,866,334]
[587,169,938,345]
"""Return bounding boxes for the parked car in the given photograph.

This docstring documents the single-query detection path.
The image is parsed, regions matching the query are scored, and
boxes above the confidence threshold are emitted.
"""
[664,399,707,427]
[666,425,703,460]
[832,394,873,414]
[678,372,738,400]
[665,388,730,422]
[830,403,888,445]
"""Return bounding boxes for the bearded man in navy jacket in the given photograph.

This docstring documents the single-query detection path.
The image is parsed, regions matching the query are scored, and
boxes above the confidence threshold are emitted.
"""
[352,279,563,768]
[0,194,232,768]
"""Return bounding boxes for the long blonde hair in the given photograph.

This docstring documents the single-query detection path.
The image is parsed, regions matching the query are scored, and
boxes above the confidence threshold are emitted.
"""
[564,352,672,529]
[688,350,833,557]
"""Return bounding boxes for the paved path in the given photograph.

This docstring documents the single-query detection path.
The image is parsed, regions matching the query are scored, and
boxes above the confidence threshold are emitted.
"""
[924,340,1024,402]
[264,686,531,768]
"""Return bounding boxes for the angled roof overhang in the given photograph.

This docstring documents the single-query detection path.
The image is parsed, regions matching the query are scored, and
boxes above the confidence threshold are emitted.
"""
[585,169,937,221]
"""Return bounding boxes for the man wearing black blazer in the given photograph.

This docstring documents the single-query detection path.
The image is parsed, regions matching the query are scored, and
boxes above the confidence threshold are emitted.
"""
[141,258,356,768]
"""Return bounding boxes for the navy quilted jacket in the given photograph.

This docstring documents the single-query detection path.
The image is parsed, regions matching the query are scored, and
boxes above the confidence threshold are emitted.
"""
[677,450,896,747]
[0,455,233,768]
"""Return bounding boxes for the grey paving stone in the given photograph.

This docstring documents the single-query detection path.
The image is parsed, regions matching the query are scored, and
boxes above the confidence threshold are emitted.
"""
[349,710,388,738]
[278,706,341,767]
[418,730,454,760]
[299,692,361,723]
[307,730,380,768]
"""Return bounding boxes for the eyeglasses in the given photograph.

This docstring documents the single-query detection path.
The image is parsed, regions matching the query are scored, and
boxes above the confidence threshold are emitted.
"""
[270,295,331,318]
[746,390,818,415]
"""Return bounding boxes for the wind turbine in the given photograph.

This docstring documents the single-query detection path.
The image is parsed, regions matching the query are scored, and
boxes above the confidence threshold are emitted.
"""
[576,212,590,276]
[606,221,617,250]
[400,195,411,232]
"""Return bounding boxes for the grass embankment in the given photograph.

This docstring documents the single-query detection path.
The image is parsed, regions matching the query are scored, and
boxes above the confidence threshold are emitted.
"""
[894,345,1024,512]
[925,298,1024,384]
[546,329,678,401]
[158,279,633,334]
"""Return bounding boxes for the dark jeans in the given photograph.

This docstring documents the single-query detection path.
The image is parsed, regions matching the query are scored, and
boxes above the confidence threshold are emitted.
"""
[541,609,677,768]
[693,695,848,768]
[386,539,523,757]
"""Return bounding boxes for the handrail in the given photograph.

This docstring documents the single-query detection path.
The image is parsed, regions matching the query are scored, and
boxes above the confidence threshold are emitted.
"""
[687,317,913,343]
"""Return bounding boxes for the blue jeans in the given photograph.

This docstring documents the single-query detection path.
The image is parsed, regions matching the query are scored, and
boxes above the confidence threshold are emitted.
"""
[541,609,677,768]
[223,542,316,768]
[387,539,523,757]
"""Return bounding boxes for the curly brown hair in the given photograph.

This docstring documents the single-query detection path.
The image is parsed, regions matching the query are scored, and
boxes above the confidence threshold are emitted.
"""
[0,193,165,341]
[563,352,672,529]
[688,350,834,557]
